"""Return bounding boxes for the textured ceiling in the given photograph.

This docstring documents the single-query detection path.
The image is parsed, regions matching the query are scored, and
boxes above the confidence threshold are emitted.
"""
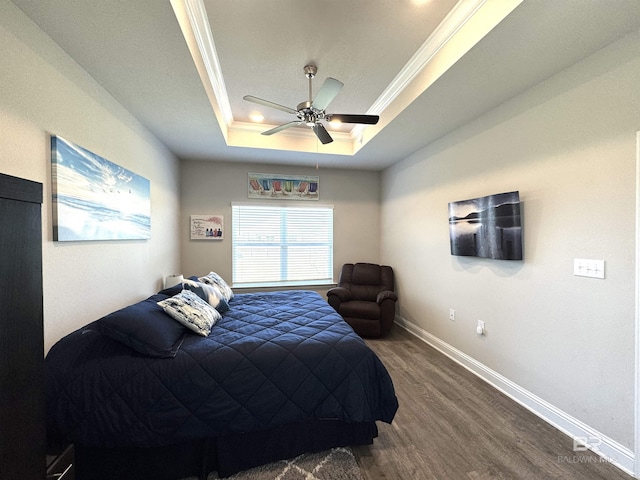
[10,0,640,170]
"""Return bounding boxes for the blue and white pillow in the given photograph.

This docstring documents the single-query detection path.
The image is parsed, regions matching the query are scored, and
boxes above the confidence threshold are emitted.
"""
[157,290,221,336]
[182,278,229,313]
[198,271,234,302]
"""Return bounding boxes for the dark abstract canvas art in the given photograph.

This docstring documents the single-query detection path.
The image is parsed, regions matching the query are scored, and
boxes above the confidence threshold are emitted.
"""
[449,191,522,260]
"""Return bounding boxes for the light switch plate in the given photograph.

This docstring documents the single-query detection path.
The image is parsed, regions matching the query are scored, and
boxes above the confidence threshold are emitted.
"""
[573,259,605,279]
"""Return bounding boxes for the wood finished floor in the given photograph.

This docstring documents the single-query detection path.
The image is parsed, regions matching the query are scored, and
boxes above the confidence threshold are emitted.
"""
[352,327,633,480]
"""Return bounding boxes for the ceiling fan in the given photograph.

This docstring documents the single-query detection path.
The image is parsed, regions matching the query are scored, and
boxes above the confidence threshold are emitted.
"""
[243,65,379,145]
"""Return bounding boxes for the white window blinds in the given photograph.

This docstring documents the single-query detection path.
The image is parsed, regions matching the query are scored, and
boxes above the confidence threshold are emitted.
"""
[232,204,333,287]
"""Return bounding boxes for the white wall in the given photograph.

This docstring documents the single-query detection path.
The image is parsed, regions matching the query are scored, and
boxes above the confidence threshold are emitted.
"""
[0,0,181,352]
[381,29,640,453]
[180,159,380,290]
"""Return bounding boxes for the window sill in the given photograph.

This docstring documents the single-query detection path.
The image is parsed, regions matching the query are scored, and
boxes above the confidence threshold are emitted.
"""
[232,281,337,293]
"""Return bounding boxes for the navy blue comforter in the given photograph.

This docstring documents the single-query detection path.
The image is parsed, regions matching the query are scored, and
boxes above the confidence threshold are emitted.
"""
[46,290,398,448]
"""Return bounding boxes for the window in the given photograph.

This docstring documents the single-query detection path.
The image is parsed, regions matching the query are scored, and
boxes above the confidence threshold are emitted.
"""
[232,204,333,287]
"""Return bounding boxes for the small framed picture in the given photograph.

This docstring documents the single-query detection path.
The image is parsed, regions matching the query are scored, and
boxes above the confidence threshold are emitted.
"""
[190,215,223,240]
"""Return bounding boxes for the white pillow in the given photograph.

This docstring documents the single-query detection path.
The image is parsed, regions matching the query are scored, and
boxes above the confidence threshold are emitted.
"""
[157,290,221,336]
[198,271,234,301]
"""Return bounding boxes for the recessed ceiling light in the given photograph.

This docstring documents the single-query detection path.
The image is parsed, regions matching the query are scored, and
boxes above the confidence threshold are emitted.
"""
[250,112,264,122]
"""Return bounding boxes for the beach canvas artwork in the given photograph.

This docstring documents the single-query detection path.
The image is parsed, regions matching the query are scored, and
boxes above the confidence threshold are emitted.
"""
[248,172,319,200]
[51,136,151,241]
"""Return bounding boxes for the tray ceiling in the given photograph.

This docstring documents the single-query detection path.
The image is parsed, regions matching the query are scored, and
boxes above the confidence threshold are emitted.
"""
[10,0,640,170]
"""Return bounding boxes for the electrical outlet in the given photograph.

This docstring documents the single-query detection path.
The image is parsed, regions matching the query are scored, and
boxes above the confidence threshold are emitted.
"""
[476,320,485,335]
[449,309,455,321]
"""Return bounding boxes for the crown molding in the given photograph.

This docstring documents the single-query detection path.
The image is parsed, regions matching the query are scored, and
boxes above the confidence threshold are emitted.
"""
[351,0,486,139]
[172,0,234,131]
[373,0,485,115]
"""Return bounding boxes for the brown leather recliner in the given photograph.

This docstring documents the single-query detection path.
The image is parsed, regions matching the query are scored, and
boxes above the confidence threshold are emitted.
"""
[327,263,397,338]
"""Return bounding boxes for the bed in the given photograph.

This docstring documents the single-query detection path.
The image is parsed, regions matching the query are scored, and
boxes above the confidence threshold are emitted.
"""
[45,282,398,480]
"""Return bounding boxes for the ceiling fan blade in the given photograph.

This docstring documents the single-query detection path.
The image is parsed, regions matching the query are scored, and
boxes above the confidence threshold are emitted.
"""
[243,95,298,115]
[261,121,303,136]
[326,114,379,125]
[311,77,344,111]
[312,123,333,144]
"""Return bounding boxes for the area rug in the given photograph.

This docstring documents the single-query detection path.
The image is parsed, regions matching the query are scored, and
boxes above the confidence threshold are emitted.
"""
[185,447,363,480]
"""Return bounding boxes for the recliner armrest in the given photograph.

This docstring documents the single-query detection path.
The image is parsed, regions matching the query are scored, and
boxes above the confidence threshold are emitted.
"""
[327,287,352,302]
[376,290,397,304]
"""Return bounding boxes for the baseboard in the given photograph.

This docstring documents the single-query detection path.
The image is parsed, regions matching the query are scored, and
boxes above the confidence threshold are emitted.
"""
[394,316,636,477]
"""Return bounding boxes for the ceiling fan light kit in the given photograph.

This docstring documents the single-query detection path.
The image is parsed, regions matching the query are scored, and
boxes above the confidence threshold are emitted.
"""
[243,65,379,145]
